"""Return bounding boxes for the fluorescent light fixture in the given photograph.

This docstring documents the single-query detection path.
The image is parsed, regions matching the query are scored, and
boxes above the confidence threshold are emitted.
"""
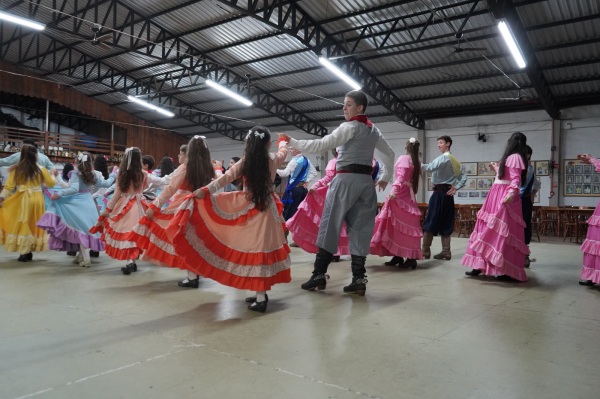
[0,11,45,30]
[319,56,362,90]
[205,79,253,106]
[127,95,175,117]
[498,20,526,69]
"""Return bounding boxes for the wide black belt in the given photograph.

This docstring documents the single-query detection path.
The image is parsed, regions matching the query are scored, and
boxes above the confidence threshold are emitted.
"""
[433,184,452,191]
[337,164,372,175]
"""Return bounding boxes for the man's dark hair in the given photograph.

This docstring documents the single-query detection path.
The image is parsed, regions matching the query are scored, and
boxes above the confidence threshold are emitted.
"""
[23,138,37,148]
[345,90,368,113]
[526,145,533,156]
[437,135,452,148]
[142,155,155,170]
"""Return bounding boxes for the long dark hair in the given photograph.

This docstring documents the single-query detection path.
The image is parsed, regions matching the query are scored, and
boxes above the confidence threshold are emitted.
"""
[185,136,215,191]
[94,155,109,179]
[76,152,95,186]
[117,147,144,192]
[14,144,40,185]
[241,126,272,211]
[406,139,421,194]
[159,156,175,177]
[498,132,528,182]
[62,163,74,182]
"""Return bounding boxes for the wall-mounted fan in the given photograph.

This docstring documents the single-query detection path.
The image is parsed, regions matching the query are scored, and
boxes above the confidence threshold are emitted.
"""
[498,88,533,101]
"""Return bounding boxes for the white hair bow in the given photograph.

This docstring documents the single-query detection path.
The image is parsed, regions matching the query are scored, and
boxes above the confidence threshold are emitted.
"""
[77,152,88,163]
[193,135,208,148]
[245,129,265,140]
[124,147,134,170]
[409,137,417,143]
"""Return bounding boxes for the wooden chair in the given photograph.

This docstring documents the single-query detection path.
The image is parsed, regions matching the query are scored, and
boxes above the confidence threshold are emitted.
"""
[456,205,476,238]
[539,206,560,236]
[530,207,541,242]
[561,208,579,242]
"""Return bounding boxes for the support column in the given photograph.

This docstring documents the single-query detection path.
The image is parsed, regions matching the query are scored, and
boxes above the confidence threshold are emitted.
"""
[549,119,561,206]
[417,128,426,203]
[44,100,50,132]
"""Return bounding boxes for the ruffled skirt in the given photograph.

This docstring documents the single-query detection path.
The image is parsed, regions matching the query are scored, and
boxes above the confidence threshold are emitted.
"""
[370,188,423,259]
[461,184,529,281]
[286,186,349,255]
[37,189,104,252]
[580,204,600,283]
[0,191,48,253]
[131,190,190,269]
[167,191,291,291]
[90,194,147,260]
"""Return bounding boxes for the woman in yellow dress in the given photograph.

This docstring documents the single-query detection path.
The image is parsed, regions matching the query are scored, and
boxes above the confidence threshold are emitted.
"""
[0,144,56,261]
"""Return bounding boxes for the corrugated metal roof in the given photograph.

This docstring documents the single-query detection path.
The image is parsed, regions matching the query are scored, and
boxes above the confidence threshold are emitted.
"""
[0,1,599,138]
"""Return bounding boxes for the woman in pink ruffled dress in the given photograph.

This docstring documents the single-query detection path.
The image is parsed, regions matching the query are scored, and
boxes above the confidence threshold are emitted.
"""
[462,132,530,281]
[577,153,600,286]
[286,150,349,258]
[370,138,423,269]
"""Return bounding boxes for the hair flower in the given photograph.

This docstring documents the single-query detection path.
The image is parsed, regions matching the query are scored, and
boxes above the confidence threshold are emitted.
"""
[409,137,417,143]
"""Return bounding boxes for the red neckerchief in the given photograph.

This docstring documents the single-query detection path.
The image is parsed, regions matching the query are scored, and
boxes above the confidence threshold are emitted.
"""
[349,114,373,128]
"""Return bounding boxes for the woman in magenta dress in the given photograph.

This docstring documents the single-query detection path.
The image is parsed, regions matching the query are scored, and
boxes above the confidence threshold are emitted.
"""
[577,153,600,286]
[462,132,530,281]
[370,138,423,269]
[286,150,349,258]
[167,126,291,313]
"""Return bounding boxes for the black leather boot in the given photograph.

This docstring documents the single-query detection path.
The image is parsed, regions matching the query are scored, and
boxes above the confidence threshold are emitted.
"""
[301,248,332,291]
[343,255,368,296]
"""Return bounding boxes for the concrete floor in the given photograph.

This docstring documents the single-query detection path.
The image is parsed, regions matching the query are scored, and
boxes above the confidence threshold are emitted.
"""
[0,237,598,399]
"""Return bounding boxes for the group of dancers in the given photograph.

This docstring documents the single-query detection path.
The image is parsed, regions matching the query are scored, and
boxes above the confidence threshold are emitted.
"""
[0,89,598,315]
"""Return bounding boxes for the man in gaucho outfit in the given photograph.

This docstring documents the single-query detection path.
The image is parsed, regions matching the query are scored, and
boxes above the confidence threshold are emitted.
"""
[280,90,395,296]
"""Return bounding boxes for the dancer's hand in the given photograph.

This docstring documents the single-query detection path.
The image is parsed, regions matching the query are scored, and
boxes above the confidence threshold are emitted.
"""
[388,194,396,200]
[447,186,457,196]
[278,133,290,142]
[146,208,154,219]
[503,194,514,204]
[376,180,388,191]
[50,193,60,200]
[577,153,592,164]
[194,188,206,199]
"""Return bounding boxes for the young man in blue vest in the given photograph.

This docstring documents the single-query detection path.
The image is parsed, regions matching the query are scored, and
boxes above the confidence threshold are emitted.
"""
[278,148,317,222]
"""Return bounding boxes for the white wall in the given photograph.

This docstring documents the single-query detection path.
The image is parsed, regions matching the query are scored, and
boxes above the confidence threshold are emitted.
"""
[171,105,600,208]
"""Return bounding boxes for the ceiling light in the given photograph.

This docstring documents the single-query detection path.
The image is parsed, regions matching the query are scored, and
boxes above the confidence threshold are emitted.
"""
[319,56,362,90]
[0,11,45,30]
[127,95,175,117]
[205,79,253,106]
[498,20,526,69]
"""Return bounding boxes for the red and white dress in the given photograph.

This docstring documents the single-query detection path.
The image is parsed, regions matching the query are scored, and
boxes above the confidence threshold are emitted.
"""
[167,145,291,291]
[370,155,423,259]
[90,176,148,260]
[461,154,529,281]
[131,164,190,269]
[580,158,600,284]
[286,157,349,255]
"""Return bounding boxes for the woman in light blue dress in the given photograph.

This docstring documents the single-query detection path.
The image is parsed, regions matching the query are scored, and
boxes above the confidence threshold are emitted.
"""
[38,152,115,267]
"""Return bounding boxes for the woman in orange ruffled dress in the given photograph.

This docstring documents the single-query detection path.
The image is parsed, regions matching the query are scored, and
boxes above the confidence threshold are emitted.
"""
[167,126,291,313]
[131,136,215,287]
[90,147,148,275]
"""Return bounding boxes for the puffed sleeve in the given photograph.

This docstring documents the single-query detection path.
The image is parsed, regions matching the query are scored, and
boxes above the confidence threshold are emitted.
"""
[312,158,337,189]
[505,154,525,197]
[591,157,600,172]
[391,155,411,196]
[151,164,187,209]
[40,167,56,188]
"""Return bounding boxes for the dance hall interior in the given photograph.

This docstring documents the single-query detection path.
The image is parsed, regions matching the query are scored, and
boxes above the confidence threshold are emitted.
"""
[0,1,599,398]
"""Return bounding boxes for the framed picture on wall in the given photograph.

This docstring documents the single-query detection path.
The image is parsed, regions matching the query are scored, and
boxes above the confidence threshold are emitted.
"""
[465,178,477,190]
[427,177,433,191]
[476,177,494,190]
[477,162,495,176]
[468,191,480,198]
[534,190,540,203]
[563,159,600,197]
[481,191,489,198]
[534,161,549,176]
[457,191,468,198]
[461,162,477,176]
